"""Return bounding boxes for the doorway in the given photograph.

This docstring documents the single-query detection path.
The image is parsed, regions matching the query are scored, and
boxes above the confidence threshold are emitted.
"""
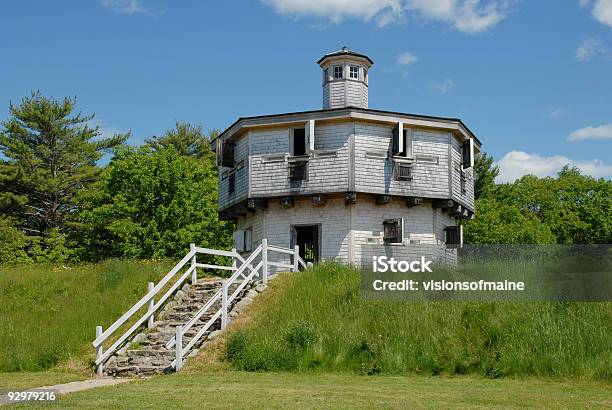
[291,224,320,265]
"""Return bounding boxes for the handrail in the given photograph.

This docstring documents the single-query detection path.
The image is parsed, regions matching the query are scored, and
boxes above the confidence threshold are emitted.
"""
[93,249,196,349]
[165,245,262,350]
[95,264,197,365]
[297,255,308,269]
[93,245,240,371]
[229,260,263,303]
[267,245,295,255]
[95,239,308,374]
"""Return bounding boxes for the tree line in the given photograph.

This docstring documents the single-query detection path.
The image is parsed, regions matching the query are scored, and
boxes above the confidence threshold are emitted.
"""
[465,152,611,244]
[0,92,231,264]
[0,92,610,264]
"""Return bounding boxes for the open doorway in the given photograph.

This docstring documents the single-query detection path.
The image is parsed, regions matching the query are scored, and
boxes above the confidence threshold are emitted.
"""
[291,224,320,265]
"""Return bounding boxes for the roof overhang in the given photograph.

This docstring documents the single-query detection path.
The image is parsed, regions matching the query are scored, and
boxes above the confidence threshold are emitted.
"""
[212,107,482,150]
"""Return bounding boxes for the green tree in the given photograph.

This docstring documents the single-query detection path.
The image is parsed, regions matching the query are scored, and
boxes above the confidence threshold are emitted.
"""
[0,92,127,242]
[464,198,556,244]
[494,167,611,244]
[78,147,231,260]
[473,151,499,199]
[0,216,30,264]
[145,121,218,162]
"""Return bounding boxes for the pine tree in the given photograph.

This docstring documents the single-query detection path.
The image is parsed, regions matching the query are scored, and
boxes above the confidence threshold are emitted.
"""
[0,91,128,238]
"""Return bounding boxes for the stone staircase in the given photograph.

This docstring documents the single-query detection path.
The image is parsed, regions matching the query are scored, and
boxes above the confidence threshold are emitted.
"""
[104,278,262,377]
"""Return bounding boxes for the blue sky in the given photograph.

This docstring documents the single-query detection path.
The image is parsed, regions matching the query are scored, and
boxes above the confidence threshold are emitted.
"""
[0,0,611,182]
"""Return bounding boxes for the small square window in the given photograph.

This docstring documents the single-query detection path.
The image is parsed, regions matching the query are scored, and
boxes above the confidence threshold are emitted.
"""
[349,65,359,79]
[383,218,403,244]
[333,65,343,79]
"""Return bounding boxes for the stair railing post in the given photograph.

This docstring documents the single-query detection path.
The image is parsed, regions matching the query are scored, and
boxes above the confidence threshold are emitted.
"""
[221,280,228,329]
[262,238,268,285]
[96,326,103,376]
[175,325,183,371]
[147,282,155,328]
[231,247,237,273]
[293,245,300,272]
[190,243,197,285]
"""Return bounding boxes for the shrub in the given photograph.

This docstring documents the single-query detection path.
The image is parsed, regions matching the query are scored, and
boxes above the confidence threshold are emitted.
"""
[284,320,317,351]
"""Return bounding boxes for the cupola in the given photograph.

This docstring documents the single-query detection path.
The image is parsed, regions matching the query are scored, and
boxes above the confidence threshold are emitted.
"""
[317,46,373,109]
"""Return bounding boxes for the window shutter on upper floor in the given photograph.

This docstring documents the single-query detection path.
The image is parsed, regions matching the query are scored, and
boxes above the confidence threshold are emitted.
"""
[392,122,404,156]
[462,138,474,169]
[305,120,315,153]
[404,127,413,158]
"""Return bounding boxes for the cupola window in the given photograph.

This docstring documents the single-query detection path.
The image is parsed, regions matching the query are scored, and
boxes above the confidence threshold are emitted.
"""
[349,65,359,79]
[333,65,343,79]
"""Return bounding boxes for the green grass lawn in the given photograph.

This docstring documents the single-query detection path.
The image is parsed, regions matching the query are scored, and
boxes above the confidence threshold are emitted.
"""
[0,371,86,391]
[10,371,612,409]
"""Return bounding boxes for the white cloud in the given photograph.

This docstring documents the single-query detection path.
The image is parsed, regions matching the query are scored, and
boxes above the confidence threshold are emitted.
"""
[575,38,608,61]
[407,0,508,33]
[593,0,612,26]
[100,0,163,17]
[495,150,612,183]
[261,0,508,32]
[568,124,612,141]
[580,0,612,27]
[261,0,403,27]
[397,51,418,65]
[431,78,455,94]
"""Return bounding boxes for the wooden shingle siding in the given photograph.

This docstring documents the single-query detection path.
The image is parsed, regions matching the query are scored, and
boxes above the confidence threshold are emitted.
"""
[218,133,249,210]
[450,138,475,210]
[352,196,456,266]
[249,124,350,197]
[346,81,366,108]
[353,122,451,198]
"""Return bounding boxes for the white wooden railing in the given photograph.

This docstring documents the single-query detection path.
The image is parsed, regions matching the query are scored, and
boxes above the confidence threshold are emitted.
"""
[171,239,308,370]
[92,239,308,375]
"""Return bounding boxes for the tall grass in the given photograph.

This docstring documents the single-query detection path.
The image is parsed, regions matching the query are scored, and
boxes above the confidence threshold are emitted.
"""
[0,259,173,372]
[225,263,612,380]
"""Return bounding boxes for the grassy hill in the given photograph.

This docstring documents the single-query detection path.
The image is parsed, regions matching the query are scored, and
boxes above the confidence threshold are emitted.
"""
[0,259,172,374]
[220,263,612,381]
[1,260,610,390]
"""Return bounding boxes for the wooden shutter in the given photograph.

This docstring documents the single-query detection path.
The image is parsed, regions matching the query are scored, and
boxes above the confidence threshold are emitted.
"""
[404,128,413,158]
[305,120,315,153]
[233,230,245,252]
[392,122,404,156]
[462,139,474,169]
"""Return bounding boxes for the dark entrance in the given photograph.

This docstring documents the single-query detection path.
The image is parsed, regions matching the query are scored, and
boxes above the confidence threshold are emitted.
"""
[291,224,320,265]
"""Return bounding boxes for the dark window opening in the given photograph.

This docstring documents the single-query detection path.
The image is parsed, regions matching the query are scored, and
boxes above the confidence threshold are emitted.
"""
[289,160,308,182]
[228,172,235,194]
[461,140,473,169]
[460,171,466,193]
[221,140,235,168]
[383,218,403,244]
[292,128,306,156]
[445,225,462,247]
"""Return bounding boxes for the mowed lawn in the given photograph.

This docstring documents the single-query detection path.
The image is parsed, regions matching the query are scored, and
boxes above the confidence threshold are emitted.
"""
[10,371,612,409]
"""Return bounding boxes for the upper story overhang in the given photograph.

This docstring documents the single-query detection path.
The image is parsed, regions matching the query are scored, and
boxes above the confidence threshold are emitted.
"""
[213,107,482,151]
